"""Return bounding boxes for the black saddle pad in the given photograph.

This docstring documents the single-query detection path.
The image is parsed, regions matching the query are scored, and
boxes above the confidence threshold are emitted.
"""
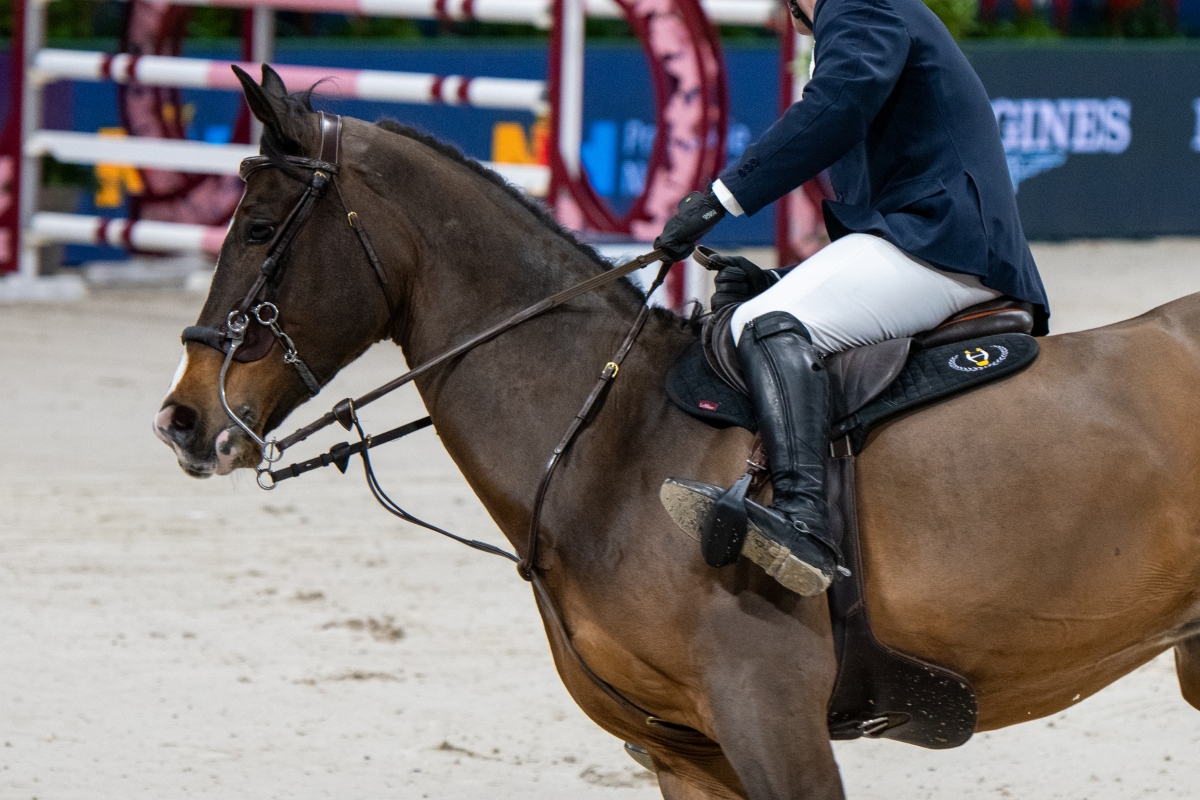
[667,332,1040,450]
[666,340,759,432]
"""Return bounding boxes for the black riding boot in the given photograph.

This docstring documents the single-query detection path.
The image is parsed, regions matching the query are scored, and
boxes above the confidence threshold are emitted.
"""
[736,311,841,595]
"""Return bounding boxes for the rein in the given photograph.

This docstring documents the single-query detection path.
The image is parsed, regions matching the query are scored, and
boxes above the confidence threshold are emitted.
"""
[187,111,707,745]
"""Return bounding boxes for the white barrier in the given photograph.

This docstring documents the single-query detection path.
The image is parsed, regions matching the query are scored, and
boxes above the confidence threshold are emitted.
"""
[34,49,547,112]
[109,0,776,27]
[27,130,258,175]
[25,130,551,193]
[30,212,228,254]
[4,0,769,303]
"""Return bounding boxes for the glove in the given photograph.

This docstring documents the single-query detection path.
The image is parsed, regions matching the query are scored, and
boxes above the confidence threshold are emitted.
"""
[654,191,727,263]
[709,254,778,311]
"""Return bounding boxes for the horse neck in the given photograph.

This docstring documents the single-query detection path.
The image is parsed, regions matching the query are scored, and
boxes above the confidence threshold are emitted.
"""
[371,155,662,546]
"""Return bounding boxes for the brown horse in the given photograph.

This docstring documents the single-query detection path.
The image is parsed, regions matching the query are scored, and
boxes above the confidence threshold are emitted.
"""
[155,71,1200,799]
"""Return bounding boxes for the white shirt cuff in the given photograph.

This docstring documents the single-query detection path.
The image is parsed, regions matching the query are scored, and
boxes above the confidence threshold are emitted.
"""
[712,179,746,217]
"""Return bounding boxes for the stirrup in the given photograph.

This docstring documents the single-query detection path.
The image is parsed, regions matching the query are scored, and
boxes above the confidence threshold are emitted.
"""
[660,478,836,596]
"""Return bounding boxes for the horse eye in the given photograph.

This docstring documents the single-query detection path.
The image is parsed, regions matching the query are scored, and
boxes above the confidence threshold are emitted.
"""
[247,222,276,244]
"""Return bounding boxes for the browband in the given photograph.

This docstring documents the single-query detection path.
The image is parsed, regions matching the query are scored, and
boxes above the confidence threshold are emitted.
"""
[238,111,344,181]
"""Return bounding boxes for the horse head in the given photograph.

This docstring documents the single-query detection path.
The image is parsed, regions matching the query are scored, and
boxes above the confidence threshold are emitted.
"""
[154,67,399,477]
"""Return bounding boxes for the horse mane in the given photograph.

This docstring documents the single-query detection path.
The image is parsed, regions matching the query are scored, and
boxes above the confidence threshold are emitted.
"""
[258,89,681,313]
[372,118,622,278]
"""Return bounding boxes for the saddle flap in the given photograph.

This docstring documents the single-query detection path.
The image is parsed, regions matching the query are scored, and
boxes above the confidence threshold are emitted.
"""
[825,337,913,421]
[701,304,748,396]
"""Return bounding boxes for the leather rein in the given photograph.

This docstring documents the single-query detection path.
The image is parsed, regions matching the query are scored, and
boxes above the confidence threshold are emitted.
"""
[182,111,706,744]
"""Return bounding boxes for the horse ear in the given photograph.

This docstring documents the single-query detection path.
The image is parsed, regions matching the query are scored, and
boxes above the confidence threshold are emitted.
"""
[260,64,289,101]
[232,64,288,138]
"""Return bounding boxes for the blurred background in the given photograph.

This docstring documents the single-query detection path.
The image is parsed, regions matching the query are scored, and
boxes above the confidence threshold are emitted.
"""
[2,0,1199,292]
[3,4,1200,798]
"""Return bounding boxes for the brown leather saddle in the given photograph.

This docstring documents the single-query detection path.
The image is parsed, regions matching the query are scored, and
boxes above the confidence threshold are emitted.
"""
[682,297,1037,749]
[702,297,1035,415]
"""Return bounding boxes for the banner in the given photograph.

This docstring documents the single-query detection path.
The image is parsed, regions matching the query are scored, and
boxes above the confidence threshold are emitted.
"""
[966,42,1200,239]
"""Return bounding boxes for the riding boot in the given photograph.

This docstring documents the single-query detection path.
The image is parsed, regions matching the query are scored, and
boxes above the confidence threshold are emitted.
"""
[736,311,841,595]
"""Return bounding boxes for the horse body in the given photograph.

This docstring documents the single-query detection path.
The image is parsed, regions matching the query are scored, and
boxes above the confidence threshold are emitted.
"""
[155,75,1200,798]
[857,303,1200,729]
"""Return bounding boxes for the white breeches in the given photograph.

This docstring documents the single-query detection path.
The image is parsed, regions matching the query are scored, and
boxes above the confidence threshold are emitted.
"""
[730,234,1003,356]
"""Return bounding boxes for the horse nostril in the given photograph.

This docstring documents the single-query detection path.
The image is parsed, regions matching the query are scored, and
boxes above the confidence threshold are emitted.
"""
[170,405,198,434]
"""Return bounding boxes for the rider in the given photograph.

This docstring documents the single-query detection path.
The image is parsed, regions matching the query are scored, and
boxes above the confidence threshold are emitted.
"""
[655,0,1050,595]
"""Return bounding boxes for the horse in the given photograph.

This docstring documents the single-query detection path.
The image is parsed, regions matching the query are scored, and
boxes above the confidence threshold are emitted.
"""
[154,69,1200,799]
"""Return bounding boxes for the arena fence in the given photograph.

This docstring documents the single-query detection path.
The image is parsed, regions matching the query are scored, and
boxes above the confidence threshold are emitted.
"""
[1,0,813,304]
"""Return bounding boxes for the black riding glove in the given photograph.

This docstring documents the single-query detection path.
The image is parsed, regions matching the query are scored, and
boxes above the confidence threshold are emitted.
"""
[709,254,778,311]
[654,191,727,263]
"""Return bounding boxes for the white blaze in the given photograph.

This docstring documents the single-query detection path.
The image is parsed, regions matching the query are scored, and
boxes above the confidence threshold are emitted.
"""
[167,349,189,395]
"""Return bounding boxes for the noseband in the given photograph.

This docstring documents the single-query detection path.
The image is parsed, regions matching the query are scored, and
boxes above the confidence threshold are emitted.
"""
[182,112,387,467]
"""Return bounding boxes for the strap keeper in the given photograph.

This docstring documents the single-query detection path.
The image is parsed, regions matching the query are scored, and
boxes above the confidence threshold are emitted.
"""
[333,398,356,430]
[830,435,853,458]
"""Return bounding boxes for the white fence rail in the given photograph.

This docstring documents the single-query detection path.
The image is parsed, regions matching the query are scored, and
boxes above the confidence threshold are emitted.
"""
[30,212,228,254]
[97,0,777,27]
[25,130,551,194]
[34,49,547,112]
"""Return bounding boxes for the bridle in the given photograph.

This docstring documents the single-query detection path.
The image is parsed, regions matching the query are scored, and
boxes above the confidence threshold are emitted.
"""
[180,111,707,745]
[183,112,388,470]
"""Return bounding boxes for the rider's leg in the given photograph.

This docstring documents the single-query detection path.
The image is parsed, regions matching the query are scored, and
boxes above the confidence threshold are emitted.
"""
[726,234,1002,595]
[731,233,1002,355]
[735,312,840,595]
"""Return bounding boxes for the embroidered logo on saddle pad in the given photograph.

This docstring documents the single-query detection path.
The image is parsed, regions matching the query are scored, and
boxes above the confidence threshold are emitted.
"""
[948,345,1009,372]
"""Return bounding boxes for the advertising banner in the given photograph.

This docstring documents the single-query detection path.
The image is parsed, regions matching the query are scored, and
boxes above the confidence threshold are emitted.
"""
[966,42,1200,239]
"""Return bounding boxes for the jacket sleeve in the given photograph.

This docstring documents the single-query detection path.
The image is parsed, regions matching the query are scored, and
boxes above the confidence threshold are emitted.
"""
[718,0,911,216]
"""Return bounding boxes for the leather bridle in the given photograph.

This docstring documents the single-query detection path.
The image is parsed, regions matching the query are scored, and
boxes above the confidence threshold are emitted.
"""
[182,112,388,467]
[180,111,707,746]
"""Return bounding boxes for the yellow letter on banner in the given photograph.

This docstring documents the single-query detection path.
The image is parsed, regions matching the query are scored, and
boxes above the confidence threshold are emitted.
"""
[491,118,550,165]
[94,128,145,208]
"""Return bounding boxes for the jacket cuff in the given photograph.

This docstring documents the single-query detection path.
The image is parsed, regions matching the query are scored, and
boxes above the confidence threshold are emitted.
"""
[712,179,746,217]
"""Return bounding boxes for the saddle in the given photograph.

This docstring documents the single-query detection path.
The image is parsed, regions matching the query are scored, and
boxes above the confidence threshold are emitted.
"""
[665,297,1040,749]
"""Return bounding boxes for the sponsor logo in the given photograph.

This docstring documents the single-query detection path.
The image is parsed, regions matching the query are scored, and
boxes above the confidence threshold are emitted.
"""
[992,98,1132,191]
[698,400,720,412]
[948,345,1009,372]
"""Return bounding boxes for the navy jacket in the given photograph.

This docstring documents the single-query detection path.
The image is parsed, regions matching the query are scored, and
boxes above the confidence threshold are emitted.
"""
[719,0,1049,333]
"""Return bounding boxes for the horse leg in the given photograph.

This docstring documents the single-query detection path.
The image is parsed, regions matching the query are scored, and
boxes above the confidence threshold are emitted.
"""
[694,575,845,800]
[1175,634,1200,710]
[655,769,743,800]
[646,747,748,800]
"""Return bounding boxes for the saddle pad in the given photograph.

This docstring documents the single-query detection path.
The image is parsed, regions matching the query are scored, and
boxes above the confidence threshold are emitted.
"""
[832,333,1040,452]
[667,333,1039,451]
[666,340,758,432]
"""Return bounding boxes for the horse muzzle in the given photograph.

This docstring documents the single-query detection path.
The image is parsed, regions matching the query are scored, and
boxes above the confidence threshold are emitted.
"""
[155,343,281,477]
[155,402,261,477]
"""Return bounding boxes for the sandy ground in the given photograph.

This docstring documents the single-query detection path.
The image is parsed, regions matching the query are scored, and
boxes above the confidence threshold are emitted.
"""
[2,238,1199,799]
